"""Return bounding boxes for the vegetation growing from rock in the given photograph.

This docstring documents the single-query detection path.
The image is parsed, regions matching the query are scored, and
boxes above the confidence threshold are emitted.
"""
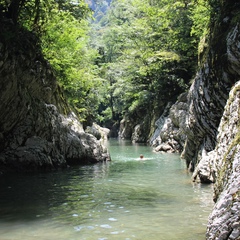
[0,0,110,172]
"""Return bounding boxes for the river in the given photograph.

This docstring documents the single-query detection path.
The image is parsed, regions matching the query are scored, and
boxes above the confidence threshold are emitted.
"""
[0,139,214,240]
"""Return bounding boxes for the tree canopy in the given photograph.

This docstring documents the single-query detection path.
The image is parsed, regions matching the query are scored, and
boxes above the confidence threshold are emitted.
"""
[89,0,210,126]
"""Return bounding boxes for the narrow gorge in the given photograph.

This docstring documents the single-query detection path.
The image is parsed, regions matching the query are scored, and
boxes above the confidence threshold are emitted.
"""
[118,1,240,238]
[0,0,240,239]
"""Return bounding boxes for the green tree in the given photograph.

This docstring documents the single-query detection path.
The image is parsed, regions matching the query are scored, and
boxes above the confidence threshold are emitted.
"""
[0,0,90,27]
[90,0,201,127]
[1,0,101,124]
[40,8,103,124]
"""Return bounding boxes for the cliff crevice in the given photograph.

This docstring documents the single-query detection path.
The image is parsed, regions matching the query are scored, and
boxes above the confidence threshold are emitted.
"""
[206,81,240,240]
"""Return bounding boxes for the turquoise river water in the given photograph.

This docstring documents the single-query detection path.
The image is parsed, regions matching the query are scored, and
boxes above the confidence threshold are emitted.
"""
[0,139,214,240]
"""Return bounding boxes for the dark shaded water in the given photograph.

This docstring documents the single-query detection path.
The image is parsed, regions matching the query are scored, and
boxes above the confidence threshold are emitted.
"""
[0,139,213,240]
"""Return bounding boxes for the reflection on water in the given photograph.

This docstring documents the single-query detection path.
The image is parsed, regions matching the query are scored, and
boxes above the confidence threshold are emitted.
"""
[0,139,214,240]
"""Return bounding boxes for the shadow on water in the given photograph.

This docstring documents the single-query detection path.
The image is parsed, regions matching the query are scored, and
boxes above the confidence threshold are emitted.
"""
[0,164,108,222]
[0,139,214,240]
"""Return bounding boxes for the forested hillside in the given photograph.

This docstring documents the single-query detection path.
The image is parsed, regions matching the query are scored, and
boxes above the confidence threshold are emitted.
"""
[89,0,210,138]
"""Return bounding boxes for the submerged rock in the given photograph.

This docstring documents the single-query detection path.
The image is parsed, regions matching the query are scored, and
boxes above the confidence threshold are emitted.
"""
[0,21,110,172]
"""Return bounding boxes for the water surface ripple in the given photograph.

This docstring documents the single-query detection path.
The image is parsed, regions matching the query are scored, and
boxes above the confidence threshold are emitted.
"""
[0,139,214,240]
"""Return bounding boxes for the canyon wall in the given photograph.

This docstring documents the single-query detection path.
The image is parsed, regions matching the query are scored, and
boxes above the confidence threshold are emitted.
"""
[182,1,240,175]
[151,0,240,182]
[150,1,240,238]
[0,21,110,172]
[206,81,240,240]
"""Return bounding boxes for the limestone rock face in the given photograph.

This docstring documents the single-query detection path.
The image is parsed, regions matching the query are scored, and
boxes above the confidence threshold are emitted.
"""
[181,3,240,174]
[131,121,150,143]
[206,81,240,240]
[148,2,240,238]
[0,21,110,172]
[85,123,110,141]
[119,118,134,140]
[119,115,151,143]
[150,93,188,153]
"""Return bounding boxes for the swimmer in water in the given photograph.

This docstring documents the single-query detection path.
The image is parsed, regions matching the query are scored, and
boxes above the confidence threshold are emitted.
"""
[140,154,144,159]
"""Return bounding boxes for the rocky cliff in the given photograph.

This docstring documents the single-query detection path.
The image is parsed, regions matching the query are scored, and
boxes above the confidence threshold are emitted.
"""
[0,21,110,172]
[150,93,188,153]
[119,106,161,143]
[151,1,240,179]
[206,81,240,240]
[181,1,240,175]
[150,1,240,239]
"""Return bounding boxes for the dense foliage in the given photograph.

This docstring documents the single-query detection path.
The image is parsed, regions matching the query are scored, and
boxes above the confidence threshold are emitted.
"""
[0,0,211,129]
[90,0,211,126]
[0,0,101,124]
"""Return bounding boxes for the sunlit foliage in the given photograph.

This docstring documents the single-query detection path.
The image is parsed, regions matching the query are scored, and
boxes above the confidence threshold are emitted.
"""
[90,0,211,125]
[0,0,211,127]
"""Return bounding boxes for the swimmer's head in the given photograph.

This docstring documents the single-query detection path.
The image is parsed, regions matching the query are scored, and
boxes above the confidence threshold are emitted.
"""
[140,154,144,159]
